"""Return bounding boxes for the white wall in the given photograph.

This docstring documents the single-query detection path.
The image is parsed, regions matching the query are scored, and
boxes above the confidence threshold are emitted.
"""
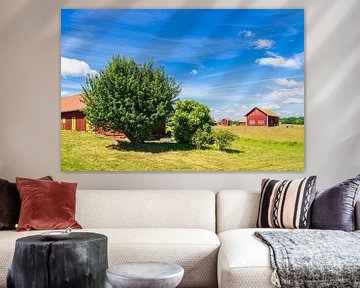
[0,0,359,190]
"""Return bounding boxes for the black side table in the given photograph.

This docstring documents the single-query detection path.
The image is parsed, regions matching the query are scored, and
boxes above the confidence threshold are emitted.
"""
[7,232,108,288]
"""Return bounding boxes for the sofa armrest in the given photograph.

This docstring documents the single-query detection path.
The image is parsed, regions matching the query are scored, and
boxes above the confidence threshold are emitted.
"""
[356,200,360,230]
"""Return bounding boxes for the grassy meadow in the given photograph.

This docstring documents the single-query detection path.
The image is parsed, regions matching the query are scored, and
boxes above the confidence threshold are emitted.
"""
[61,125,304,171]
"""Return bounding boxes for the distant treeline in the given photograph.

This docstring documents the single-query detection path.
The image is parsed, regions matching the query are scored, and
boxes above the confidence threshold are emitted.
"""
[280,117,304,125]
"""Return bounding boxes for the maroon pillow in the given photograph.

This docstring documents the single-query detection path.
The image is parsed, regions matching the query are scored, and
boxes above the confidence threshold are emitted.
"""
[16,177,82,231]
[0,176,52,230]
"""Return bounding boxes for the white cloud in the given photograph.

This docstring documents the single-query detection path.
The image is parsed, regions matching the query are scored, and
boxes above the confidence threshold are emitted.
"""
[264,104,281,110]
[265,51,278,57]
[255,52,304,69]
[254,39,274,49]
[61,90,69,96]
[238,30,254,37]
[283,98,304,104]
[61,57,97,77]
[210,104,250,121]
[279,110,302,117]
[190,69,198,75]
[274,78,303,87]
[267,87,304,100]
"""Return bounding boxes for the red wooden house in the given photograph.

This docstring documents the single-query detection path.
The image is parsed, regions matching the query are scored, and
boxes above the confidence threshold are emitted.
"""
[244,107,279,127]
[61,94,87,131]
[61,94,126,138]
[220,118,231,126]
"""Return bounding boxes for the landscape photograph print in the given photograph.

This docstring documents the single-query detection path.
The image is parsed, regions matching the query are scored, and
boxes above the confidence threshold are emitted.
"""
[61,9,304,171]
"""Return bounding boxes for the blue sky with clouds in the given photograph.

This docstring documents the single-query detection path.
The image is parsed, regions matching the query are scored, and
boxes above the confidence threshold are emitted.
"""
[61,9,304,120]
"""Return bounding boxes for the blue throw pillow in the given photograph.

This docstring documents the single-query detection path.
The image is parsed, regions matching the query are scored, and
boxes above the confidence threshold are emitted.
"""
[311,174,360,231]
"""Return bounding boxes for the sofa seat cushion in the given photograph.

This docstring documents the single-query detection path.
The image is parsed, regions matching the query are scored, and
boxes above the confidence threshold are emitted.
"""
[218,228,282,288]
[0,228,220,288]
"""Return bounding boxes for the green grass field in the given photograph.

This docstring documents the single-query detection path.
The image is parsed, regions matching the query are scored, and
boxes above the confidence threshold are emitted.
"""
[61,125,304,171]
[61,126,304,171]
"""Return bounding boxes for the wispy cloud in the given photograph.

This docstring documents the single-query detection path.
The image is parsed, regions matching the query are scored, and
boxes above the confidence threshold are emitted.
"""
[283,98,304,104]
[254,39,275,49]
[61,57,97,77]
[256,52,304,69]
[61,90,69,96]
[190,69,198,75]
[181,83,212,99]
[210,104,249,121]
[238,30,254,38]
[274,78,303,87]
[279,109,303,117]
[264,103,281,110]
[254,77,305,114]
[267,87,304,100]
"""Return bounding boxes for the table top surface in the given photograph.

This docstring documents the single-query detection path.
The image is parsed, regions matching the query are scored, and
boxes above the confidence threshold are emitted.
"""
[107,262,184,280]
[16,232,107,245]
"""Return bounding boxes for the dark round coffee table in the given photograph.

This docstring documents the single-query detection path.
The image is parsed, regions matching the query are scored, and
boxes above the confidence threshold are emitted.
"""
[106,262,184,288]
[7,232,108,288]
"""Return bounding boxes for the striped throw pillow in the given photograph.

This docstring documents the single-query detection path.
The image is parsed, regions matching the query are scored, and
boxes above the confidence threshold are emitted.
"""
[257,176,317,229]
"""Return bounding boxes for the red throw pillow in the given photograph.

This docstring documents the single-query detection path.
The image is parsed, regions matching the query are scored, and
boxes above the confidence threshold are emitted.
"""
[16,177,82,231]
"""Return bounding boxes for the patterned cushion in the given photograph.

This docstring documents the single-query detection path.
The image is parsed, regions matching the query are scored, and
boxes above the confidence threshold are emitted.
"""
[257,176,317,229]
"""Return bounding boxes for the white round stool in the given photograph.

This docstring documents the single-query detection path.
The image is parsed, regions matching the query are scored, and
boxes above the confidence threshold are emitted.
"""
[106,262,184,288]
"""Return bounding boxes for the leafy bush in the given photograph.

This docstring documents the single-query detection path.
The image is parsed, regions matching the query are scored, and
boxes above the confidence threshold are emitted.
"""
[280,117,304,125]
[191,127,213,149]
[170,100,214,144]
[213,129,238,151]
[82,55,181,144]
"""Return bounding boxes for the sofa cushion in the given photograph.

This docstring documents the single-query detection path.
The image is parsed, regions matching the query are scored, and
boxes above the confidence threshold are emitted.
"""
[257,177,317,229]
[218,228,279,288]
[16,177,82,231]
[0,179,20,231]
[0,228,220,288]
[216,190,260,233]
[311,174,360,231]
[76,190,216,231]
[0,176,53,230]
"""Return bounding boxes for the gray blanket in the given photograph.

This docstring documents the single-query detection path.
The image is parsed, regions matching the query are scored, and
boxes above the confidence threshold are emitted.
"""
[255,230,360,288]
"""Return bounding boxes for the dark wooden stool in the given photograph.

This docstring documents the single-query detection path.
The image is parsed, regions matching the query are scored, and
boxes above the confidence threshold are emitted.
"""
[7,232,108,288]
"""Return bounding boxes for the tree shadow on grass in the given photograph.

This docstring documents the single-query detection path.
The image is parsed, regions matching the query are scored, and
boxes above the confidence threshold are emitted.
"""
[107,141,244,154]
[107,141,195,154]
[223,148,244,154]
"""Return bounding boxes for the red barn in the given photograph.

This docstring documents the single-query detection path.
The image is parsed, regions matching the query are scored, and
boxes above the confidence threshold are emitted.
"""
[244,107,279,127]
[61,94,165,139]
[61,94,126,138]
[220,118,231,126]
[61,94,87,131]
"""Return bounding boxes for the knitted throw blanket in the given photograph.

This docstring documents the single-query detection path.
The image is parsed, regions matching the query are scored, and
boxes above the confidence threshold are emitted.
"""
[255,230,360,288]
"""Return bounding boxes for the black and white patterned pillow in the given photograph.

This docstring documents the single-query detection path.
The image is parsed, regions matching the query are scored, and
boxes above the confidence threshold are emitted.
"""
[257,176,317,229]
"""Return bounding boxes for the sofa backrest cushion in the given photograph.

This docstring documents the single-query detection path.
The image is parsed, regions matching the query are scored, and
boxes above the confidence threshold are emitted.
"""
[76,190,216,231]
[216,190,260,233]
[217,190,360,233]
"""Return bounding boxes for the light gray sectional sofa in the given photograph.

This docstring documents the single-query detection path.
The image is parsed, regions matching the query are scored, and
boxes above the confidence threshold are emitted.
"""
[0,189,359,288]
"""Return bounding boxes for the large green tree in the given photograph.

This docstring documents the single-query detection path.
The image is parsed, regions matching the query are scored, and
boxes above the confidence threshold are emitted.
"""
[82,55,181,143]
[170,99,214,144]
